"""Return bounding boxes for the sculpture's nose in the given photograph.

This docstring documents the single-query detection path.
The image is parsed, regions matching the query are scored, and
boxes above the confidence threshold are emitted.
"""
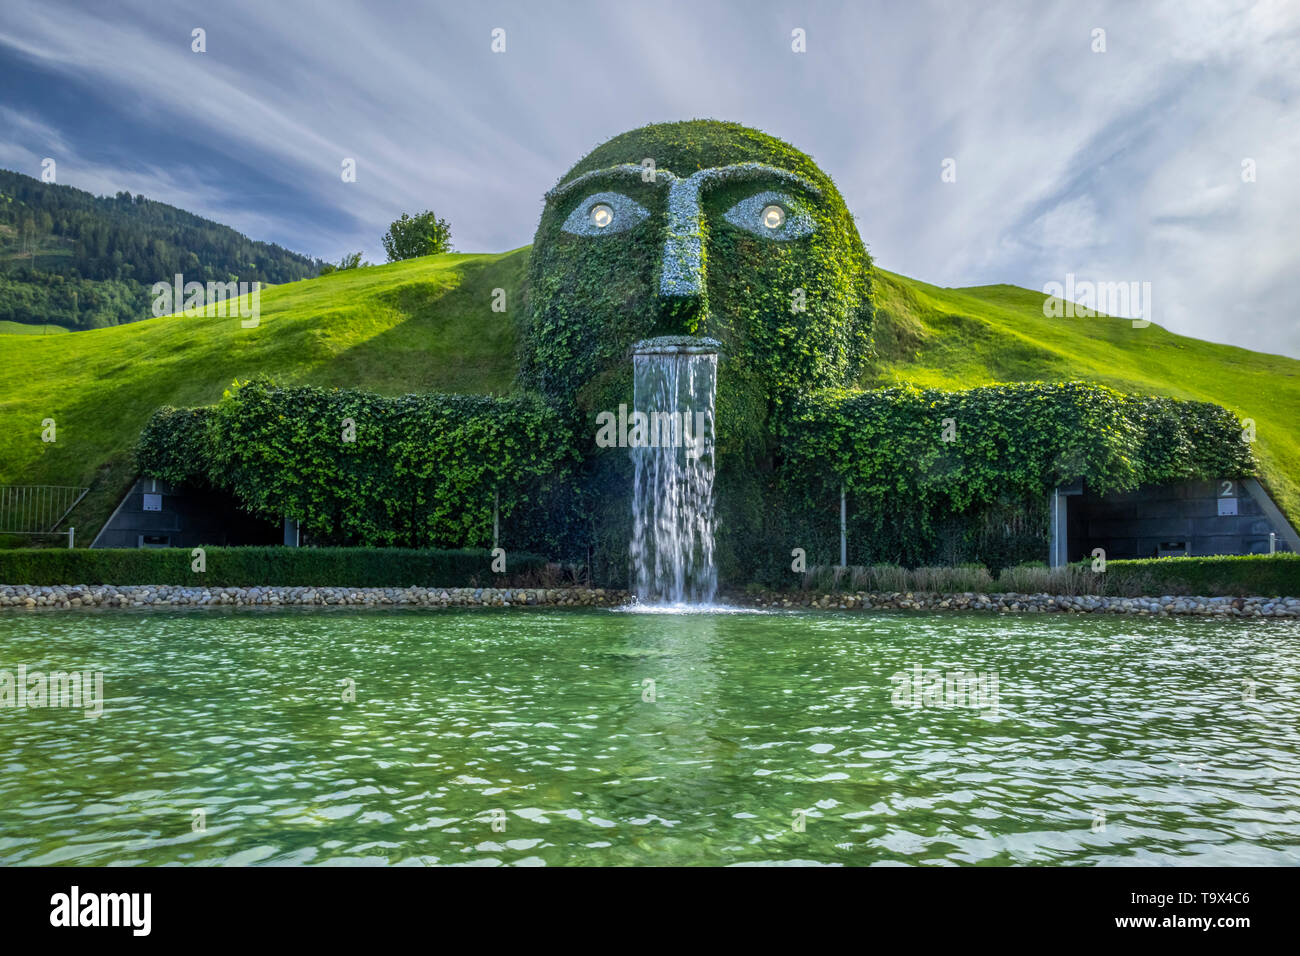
[657,177,707,328]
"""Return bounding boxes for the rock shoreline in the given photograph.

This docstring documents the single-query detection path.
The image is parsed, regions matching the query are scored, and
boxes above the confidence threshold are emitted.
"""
[0,584,1297,616]
[727,590,1300,617]
[0,585,627,609]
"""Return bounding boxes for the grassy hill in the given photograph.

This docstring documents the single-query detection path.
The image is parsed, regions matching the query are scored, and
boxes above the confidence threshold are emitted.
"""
[0,320,67,335]
[1,248,1296,545]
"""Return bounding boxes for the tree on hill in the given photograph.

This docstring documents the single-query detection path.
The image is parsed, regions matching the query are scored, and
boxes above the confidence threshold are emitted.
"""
[381,211,452,262]
[319,252,368,275]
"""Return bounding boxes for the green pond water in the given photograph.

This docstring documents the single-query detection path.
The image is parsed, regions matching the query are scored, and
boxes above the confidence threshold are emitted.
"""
[1,607,1298,866]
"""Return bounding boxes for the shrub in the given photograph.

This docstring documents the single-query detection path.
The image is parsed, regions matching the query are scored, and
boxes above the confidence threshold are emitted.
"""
[382,211,452,262]
[995,556,1300,598]
[858,564,910,592]
[911,564,996,593]
[810,563,992,593]
[996,563,1100,596]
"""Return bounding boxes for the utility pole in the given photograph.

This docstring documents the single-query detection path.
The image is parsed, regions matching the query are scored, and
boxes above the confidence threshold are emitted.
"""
[839,483,847,568]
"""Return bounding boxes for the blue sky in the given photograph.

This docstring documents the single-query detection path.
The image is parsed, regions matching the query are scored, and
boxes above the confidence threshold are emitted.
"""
[2,0,1297,357]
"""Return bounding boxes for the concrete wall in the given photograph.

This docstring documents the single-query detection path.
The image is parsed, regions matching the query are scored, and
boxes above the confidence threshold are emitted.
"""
[91,478,280,549]
[1071,478,1294,561]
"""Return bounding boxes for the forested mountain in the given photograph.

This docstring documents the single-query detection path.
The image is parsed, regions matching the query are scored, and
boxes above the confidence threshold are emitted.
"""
[0,169,323,329]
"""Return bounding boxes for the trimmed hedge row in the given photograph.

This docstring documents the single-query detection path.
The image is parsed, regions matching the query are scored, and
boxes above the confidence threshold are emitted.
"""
[2,549,1291,596]
[0,547,548,588]
[1102,553,1300,597]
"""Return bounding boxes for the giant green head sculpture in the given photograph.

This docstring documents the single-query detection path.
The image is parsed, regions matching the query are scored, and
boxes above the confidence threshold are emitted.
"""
[521,120,874,445]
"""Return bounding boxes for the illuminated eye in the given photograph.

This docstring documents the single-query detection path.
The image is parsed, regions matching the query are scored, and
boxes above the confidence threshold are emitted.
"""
[723,190,814,240]
[560,191,650,236]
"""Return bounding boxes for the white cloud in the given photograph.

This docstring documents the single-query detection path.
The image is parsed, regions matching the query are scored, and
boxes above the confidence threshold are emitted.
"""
[0,0,1296,356]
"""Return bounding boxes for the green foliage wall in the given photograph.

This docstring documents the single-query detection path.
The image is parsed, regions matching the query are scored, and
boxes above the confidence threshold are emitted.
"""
[136,405,216,485]
[137,380,580,550]
[780,382,1257,568]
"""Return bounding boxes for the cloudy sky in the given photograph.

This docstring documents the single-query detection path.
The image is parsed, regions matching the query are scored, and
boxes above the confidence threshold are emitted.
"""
[2,0,1297,356]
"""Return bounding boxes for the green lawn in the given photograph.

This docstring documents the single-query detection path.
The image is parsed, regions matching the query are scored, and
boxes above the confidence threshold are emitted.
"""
[0,320,68,335]
[1,250,1296,544]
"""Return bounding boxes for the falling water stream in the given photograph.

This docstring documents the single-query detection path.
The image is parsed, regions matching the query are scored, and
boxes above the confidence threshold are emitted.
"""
[630,337,719,605]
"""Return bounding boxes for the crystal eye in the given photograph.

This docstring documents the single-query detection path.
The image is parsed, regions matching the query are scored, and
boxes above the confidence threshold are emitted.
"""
[722,190,813,240]
[560,191,650,236]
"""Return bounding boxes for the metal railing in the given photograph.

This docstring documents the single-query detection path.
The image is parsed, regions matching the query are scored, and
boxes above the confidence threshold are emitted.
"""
[0,485,89,547]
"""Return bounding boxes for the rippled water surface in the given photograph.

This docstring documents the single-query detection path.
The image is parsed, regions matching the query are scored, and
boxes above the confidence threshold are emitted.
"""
[1,607,1298,866]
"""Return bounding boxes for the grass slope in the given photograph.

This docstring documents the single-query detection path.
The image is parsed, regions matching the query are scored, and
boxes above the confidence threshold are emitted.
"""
[1,251,1296,544]
[0,320,67,335]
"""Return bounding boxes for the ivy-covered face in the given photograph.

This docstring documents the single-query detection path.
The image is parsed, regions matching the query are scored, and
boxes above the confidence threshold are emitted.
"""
[520,121,874,449]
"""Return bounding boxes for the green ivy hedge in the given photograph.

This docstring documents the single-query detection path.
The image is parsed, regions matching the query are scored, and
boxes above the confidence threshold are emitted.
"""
[780,382,1256,567]
[136,405,215,485]
[0,546,548,587]
[136,380,581,549]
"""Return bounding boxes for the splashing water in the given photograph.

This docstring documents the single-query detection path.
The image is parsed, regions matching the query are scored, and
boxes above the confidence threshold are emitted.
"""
[630,337,719,605]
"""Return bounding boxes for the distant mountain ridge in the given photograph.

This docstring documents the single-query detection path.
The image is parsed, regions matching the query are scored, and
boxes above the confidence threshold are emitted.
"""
[0,169,323,329]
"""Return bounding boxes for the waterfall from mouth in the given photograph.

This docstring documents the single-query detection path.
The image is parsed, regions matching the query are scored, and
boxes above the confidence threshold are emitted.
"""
[630,337,719,605]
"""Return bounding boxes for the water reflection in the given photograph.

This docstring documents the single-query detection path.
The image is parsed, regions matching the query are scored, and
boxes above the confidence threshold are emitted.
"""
[0,608,1296,866]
